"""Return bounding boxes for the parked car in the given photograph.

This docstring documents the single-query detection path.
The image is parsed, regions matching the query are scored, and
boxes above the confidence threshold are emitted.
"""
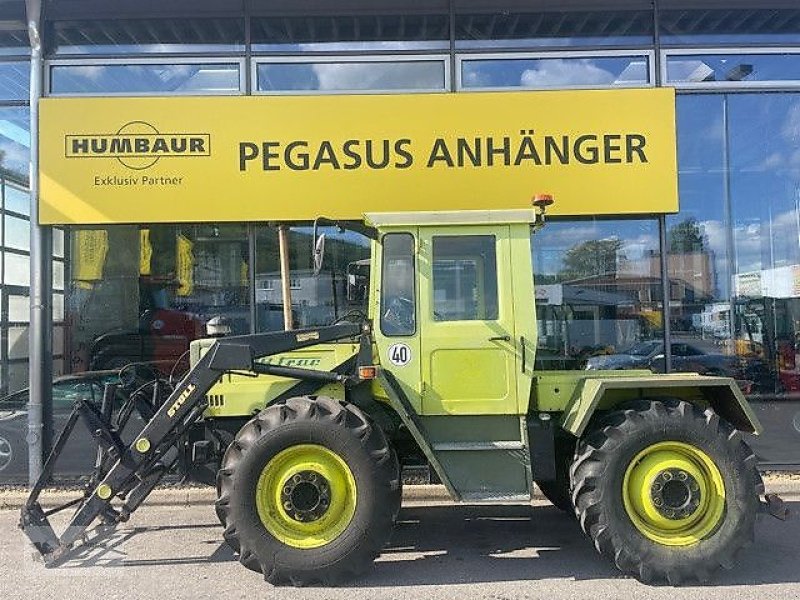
[584,340,745,378]
[0,369,155,482]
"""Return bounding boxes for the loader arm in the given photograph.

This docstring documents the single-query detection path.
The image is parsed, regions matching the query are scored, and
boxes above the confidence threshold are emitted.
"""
[20,323,365,565]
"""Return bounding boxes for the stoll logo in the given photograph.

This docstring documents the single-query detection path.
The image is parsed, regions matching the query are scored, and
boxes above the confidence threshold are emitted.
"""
[65,121,211,170]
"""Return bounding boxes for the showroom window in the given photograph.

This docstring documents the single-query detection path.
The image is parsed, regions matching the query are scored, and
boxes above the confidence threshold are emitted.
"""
[66,223,250,375]
[671,90,800,466]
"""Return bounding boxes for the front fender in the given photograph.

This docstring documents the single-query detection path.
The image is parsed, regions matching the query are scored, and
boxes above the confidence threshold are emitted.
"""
[560,373,762,437]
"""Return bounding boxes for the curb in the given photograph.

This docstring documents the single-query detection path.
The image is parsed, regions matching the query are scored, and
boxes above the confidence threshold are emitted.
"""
[2,480,798,511]
[0,484,454,510]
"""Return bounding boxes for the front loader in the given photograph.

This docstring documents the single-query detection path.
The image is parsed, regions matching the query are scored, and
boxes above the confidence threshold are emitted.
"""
[21,197,788,585]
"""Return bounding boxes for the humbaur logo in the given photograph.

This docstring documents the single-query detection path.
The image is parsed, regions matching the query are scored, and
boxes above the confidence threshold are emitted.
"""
[65,121,211,170]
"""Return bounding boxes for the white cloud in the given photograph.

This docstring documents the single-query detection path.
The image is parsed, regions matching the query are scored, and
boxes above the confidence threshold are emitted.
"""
[311,60,442,91]
[68,65,108,82]
[781,100,800,142]
[519,59,615,88]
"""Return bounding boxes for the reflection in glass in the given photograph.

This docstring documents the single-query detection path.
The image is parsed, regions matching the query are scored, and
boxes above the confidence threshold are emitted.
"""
[0,107,31,187]
[257,61,446,93]
[8,295,28,322]
[660,9,800,46]
[3,214,28,250]
[456,10,654,49]
[53,293,65,322]
[728,93,800,402]
[532,218,662,370]
[667,53,800,84]
[251,14,449,52]
[8,326,28,359]
[432,235,498,321]
[0,61,29,100]
[4,181,30,216]
[381,233,416,336]
[53,229,65,258]
[50,63,241,95]
[53,260,64,290]
[66,224,250,375]
[255,225,371,331]
[670,94,730,352]
[461,56,649,90]
[52,19,245,54]
[671,91,800,465]
[0,29,29,55]
[4,252,28,286]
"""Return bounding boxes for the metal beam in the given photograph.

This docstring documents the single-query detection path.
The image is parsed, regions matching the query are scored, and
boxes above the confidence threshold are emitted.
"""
[26,0,53,486]
[278,225,293,330]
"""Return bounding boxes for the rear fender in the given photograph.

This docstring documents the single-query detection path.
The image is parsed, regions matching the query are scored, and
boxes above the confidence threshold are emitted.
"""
[560,374,762,437]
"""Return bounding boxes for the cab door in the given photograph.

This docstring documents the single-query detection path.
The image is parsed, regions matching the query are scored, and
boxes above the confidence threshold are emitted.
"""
[418,226,519,415]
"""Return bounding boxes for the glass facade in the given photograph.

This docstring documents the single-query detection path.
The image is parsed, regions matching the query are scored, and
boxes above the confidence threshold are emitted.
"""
[3,4,800,483]
[459,53,652,90]
[255,58,447,93]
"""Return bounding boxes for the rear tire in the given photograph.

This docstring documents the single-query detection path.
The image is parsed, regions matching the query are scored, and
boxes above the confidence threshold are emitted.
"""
[215,396,399,585]
[570,399,762,585]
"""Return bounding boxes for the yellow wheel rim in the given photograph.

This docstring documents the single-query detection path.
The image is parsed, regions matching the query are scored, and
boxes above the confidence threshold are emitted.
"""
[255,444,357,549]
[622,441,726,547]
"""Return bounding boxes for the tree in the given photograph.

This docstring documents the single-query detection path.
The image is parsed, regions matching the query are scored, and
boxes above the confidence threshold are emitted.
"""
[668,218,706,253]
[559,238,623,281]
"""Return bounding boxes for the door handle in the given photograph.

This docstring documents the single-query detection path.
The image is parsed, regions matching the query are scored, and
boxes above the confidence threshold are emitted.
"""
[488,335,511,342]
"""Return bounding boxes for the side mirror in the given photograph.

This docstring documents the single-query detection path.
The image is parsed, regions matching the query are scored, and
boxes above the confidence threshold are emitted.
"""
[313,232,326,277]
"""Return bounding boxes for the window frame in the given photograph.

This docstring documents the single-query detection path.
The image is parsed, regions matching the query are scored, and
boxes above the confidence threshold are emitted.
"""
[251,53,451,95]
[662,47,800,90]
[430,234,500,323]
[379,231,417,338]
[45,56,247,97]
[456,49,656,92]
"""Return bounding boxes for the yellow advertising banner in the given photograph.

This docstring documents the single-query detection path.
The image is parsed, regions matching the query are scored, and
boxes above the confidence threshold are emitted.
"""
[39,88,678,225]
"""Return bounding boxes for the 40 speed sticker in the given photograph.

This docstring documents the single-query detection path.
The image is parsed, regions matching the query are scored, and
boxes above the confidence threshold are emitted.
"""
[387,343,412,367]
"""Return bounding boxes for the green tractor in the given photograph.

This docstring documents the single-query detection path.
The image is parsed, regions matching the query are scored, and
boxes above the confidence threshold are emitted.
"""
[22,198,787,585]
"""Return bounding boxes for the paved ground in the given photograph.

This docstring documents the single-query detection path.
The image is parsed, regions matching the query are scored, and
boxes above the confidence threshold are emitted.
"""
[1,490,799,600]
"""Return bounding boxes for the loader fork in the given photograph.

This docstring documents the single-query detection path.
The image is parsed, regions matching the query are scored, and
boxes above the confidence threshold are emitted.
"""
[20,323,365,566]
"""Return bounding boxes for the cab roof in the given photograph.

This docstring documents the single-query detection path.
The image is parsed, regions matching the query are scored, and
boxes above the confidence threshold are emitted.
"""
[364,209,536,228]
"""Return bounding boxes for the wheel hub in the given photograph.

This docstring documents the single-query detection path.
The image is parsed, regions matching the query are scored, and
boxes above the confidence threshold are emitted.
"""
[650,468,701,520]
[280,470,331,522]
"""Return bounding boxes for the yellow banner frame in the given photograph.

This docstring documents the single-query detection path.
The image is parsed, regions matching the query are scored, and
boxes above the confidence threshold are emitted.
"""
[39,88,678,225]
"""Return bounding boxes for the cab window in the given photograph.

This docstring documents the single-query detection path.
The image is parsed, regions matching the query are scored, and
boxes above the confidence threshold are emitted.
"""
[380,233,416,336]
[432,235,498,321]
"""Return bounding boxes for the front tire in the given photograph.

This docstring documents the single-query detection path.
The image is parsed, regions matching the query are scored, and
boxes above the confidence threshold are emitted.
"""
[571,399,762,585]
[215,396,399,585]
